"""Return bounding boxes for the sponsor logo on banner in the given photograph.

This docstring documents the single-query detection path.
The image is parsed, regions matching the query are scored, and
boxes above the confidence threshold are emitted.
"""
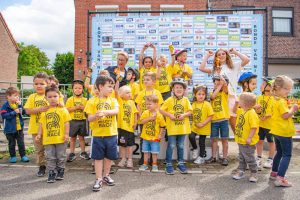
[217,16,228,22]
[194,23,205,28]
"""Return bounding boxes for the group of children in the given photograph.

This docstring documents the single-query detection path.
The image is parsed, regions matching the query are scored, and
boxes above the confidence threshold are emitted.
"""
[1,44,298,191]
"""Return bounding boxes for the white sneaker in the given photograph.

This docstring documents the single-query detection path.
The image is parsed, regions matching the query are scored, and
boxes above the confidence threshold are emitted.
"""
[194,156,205,164]
[263,158,273,169]
[256,157,262,171]
[191,149,198,160]
[232,171,245,180]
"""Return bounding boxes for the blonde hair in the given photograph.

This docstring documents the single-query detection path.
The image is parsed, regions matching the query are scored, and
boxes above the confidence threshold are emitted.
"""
[144,72,157,81]
[99,70,110,76]
[159,54,167,60]
[271,75,294,97]
[239,92,257,109]
[214,49,233,70]
[118,85,131,97]
[117,51,129,62]
[146,94,159,104]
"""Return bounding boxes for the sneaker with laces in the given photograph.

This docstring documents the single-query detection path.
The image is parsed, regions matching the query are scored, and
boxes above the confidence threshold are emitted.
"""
[56,168,65,180]
[80,152,90,160]
[191,149,198,160]
[269,171,277,180]
[37,165,46,177]
[126,159,133,168]
[256,157,262,171]
[139,164,148,171]
[21,156,29,162]
[103,175,115,186]
[9,157,17,163]
[194,156,205,164]
[263,158,273,169]
[249,173,258,183]
[232,170,245,180]
[165,164,174,175]
[177,163,188,174]
[274,178,292,187]
[47,170,56,183]
[118,159,126,167]
[92,178,103,191]
[67,153,76,162]
[152,165,159,172]
[206,157,217,163]
[221,158,229,166]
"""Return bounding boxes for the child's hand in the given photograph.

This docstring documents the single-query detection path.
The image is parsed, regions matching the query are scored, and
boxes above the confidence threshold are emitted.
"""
[57,103,64,107]
[35,135,41,142]
[246,137,252,145]
[229,48,237,54]
[14,109,20,114]
[196,122,205,128]
[260,116,267,121]
[15,96,21,105]
[39,106,49,112]
[96,111,105,118]
[75,104,84,110]
[177,114,185,121]
[254,104,262,113]
[169,114,176,121]
[206,50,214,57]
[292,104,299,113]
[64,135,69,143]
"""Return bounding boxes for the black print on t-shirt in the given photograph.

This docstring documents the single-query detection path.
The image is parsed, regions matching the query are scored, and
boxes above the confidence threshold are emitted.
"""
[159,69,168,86]
[122,103,132,124]
[96,102,113,127]
[213,95,223,112]
[46,112,60,137]
[35,100,48,123]
[235,114,245,138]
[193,108,202,123]
[173,104,184,125]
[145,120,155,136]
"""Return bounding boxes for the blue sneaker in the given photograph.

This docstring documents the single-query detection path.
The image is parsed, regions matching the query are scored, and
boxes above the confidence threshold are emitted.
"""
[21,156,29,162]
[9,157,17,163]
[177,163,188,174]
[165,164,174,175]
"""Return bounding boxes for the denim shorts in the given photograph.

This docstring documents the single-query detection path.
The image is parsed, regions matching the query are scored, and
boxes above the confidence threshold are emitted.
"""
[211,120,229,139]
[91,136,118,160]
[142,140,160,154]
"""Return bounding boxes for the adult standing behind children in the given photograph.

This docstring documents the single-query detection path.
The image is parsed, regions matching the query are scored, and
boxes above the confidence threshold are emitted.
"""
[199,48,250,131]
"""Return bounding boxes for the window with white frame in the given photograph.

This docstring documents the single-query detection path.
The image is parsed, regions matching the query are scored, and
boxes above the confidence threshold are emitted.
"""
[232,6,254,14]
[160,4,184,15]
[272,8,293,36]
[127,5,151,16]
[95,5,119,16]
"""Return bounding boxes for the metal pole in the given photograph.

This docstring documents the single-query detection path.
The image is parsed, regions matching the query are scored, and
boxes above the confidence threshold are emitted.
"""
[265,7,269,76]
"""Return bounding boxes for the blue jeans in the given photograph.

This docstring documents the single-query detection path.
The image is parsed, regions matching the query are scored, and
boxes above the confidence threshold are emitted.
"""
[272,136,293,177]
[211,120,229,138]
[166,135,186,165]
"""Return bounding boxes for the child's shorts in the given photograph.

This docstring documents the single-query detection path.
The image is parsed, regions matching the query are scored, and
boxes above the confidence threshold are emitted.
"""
[69,120,88,137]
[91,136,118,160]
[258,127,274,142]
[211,120,229,139]
[118,128,135,147]
[142,140,160,154]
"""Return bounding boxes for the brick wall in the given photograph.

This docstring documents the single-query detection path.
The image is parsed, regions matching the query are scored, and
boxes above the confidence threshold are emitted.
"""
[0,18,19,89]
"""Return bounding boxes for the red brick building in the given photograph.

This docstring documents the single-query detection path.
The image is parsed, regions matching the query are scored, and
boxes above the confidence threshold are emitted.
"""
[0,12,19,89]
[74,0,300,81]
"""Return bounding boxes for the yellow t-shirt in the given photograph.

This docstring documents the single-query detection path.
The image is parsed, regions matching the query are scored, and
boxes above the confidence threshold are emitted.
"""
[117,97,138,133]
[140,110,166,141]
[235,108,259,145]
[84,97,118,137]
[135,89,164,114]
[270,98,295,137]
[128,81,139,100]
[10,103,21,131]
[39,107,71,145]
[211,91,229,121]
[139,67,157,90]
[160,96,192,135]
[191,101,214,135]
[155,65,172,93]
[256,95,274,129]
[172,63,193,81]
[59,92,65,106]
[24,93,49,134]
[65,96,87,120]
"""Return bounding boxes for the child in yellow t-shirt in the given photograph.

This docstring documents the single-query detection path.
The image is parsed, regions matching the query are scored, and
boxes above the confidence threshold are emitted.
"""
[65,80,88,162]
[84,75,119,191]
[209,74,230,166]
[47,75,65,106]
[255,77,275,170]
[232,92,259,183]
[125,67,139,100]
[238,72,257,93]
[189,85,214,164]
[160,78,192,175]
[36,86,71,183]
[135,72,163,165]
[269,75,298,187]
[156,54,173,100]
[24,72,49,177]
[1,87,29,163]
[115,86,138,168]
[139,95,166,172]
[138,43,157,90]
[171,48,193,84]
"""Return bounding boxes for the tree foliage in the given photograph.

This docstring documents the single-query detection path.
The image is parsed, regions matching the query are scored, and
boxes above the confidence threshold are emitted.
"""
[17,42,52,78]
[52,52,74,84]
